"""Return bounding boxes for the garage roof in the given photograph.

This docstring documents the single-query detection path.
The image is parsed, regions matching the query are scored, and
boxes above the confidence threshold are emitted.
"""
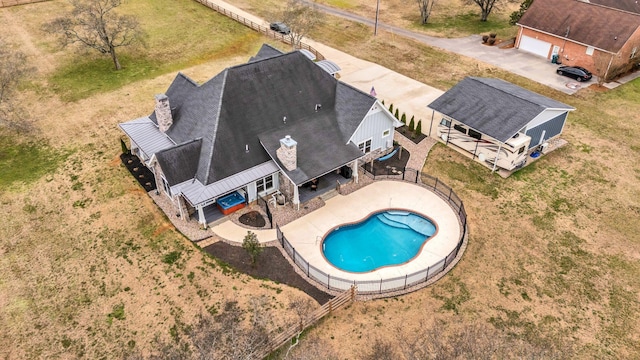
[428,77,574,143]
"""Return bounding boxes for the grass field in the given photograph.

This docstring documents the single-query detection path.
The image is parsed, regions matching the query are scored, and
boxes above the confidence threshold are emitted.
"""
[2,0,640,358]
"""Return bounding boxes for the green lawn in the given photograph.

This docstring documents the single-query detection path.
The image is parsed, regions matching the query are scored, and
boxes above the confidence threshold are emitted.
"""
[47,0,266,101]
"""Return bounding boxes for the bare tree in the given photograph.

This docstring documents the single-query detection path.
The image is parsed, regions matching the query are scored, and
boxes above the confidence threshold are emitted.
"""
[281,0,324,50]
[43,0,143,70]
[0,38,32,132]
[465,0,512,22]
[416,0,437,25]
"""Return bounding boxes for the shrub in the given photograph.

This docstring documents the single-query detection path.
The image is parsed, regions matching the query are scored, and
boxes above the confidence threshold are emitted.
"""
[482,35,489,43]
[242,231,263,266]
[408,117,415,132]
[394,108,399,120]
[401,113,407,124]
[409,115,414,127]
[489,32,497,38]
[163,251,181,265]
[488,38,496,45]
[389,103,394,114]
[416,120,422,136]
[381,99,385,105]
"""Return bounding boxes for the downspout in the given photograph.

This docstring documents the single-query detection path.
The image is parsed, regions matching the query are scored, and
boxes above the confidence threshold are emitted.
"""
[492,142,503,173]
[604,53,615,82]
[446,119,452,145]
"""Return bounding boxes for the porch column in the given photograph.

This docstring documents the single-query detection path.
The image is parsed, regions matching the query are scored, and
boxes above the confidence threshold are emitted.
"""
[197,204,207,229]
[351,159,359,184]
[492,143,504,173]
[152,161,162,195]
[178,195,187,221]
[293,185,300,210]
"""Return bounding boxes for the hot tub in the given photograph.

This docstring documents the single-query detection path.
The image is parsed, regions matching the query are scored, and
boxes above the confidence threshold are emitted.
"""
[217,191,246,215]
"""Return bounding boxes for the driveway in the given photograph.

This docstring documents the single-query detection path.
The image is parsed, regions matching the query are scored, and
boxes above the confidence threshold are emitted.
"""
[307,1,590,95]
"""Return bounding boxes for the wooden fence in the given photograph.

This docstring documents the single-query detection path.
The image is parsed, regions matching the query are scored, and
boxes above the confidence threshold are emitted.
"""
[252,286,356,358]
[193,0,325,60]
[0,0,49,7]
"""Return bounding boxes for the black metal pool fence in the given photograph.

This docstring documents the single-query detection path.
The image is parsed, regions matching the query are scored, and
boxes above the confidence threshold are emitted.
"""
[276,168,468,295]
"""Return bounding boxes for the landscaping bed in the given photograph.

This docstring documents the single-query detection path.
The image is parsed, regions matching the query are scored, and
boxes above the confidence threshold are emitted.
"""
[203,242,333,304]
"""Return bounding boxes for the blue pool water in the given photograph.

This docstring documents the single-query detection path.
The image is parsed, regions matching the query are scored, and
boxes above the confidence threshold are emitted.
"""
[217,191,245,209]
[322,211,436,272]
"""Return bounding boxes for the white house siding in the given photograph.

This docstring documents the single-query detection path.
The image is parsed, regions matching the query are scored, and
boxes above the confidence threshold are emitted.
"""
[526,109,567,129]
[350,107,395,155]
[524,112,567,148]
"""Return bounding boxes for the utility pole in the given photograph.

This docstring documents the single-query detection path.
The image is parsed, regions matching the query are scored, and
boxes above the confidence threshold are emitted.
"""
[374,0,380,35]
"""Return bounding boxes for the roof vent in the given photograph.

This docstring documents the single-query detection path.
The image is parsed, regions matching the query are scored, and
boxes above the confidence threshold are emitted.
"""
[315,104,322,112]
[245,144,249,153]
[283,116,287,124]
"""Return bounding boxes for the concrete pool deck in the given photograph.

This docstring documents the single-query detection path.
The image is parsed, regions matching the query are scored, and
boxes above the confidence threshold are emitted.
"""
[280,181,461,283]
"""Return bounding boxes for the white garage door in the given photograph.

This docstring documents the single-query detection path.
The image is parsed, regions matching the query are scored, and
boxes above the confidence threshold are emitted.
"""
[519,36,552,58]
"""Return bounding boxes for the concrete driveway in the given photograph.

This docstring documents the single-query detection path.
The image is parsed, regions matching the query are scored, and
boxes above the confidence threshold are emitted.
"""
[306,1,589,95]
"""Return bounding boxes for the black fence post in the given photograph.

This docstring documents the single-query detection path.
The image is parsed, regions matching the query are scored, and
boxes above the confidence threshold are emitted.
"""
[415,169,419,183]
[404,274,408,289]
[380,279,383,294]
[327,274,330,289]
[448,187,452,201]
[425,266,430,281]
[307,262,310,276]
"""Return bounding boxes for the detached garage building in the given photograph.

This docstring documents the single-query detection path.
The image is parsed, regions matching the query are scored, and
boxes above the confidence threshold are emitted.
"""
[428,77,575,171]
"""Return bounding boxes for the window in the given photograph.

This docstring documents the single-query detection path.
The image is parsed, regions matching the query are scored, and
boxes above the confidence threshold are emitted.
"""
[453,124,467,134]
[440,119,451,127]
[631,47,638,59]
[518,146,525,154]
[358,139,372,153]
[586,46,594,56]
[468,129,482,140]
[382,129,390,137]
[256,174,274,194]
[162,177,171,196]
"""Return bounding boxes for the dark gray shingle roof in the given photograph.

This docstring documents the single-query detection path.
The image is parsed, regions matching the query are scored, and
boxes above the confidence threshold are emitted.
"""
[156,139,202,186]
[428,77,574,142]
[149,48,375,186]
[259,111,363,185]
[248,43,284,62]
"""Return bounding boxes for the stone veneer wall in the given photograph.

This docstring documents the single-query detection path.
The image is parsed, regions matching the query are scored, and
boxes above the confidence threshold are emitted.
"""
[155,94,173,133]
[276,145,297,171]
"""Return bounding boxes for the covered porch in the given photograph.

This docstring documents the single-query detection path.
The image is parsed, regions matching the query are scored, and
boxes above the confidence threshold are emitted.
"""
[298,169,353,204]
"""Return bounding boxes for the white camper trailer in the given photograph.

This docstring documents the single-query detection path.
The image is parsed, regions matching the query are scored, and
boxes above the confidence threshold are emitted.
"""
[438,118,531,171]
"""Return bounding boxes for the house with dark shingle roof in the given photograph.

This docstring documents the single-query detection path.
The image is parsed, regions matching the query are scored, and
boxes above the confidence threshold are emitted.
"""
[516,0,640,78]
[428,77,574,172]
[120,45,401,227]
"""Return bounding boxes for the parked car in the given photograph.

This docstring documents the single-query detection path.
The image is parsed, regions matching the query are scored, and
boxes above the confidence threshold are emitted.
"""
[270,22,291,35]
[556,66,592,82]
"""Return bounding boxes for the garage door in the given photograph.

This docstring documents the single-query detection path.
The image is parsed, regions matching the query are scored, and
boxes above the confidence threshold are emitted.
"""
[519,36,551,58]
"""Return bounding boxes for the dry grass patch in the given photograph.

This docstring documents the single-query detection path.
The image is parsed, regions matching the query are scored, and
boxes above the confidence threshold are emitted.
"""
[2,0,640,358]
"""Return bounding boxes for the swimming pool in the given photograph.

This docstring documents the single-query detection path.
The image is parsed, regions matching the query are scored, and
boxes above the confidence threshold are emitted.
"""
[322,210,437,273]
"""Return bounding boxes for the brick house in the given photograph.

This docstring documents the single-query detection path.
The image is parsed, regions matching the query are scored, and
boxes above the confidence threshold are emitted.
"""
[516,0,640,80]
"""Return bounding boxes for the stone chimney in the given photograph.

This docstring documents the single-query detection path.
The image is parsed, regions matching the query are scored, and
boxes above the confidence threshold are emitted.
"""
[276,135,297,171]
[155,94,173,133]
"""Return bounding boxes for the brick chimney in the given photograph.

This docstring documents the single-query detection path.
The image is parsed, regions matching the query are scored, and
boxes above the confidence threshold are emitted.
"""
[155,94,173,133]
[276,135,297,171]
